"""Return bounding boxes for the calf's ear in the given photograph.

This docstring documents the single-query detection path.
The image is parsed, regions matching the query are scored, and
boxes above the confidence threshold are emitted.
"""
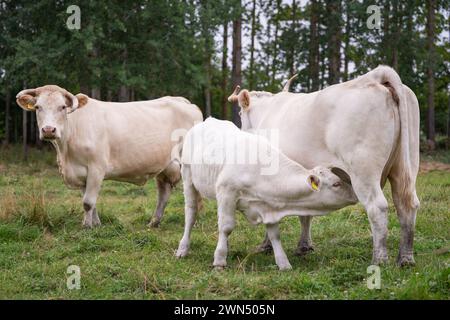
[330,167,352,185]
[307,175,321,191]
[16,89,37,111]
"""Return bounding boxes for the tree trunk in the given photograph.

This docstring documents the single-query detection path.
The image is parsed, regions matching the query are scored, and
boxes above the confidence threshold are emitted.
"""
[22,110,28,161]
[391,0,399,70]
[343,1,350,81]
[426,0,436,149]
[326,0,341,85]
[249,0,257,90]
[270,0,281,89]
[118,86,128,102]
[231,3,242,127]
[309,0,320,91]
[91,88,101,100]
[289,0,297,78]
[221,19,229,119]
[3,88,10,146]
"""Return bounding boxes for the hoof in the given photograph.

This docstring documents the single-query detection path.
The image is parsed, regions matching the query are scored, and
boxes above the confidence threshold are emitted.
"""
[278,263,293,271]
[397,255,415,267]
[214,265,226,271]
[255,244,273,254]
[148,220,161,228]
[295,245,314,256]
[176,248,189,258]
[371,254,389,266]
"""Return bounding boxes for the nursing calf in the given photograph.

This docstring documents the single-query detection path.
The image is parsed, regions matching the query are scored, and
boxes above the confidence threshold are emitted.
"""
[176,118,356,270]
[16,85,202,228]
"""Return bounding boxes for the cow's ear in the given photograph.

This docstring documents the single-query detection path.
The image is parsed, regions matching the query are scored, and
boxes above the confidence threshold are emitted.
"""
[307,175,320,191]
[16,89,38,111]
[17,94,37,111]
[75,94,89,108]
[238,90,250,109]
[330,167,352,185]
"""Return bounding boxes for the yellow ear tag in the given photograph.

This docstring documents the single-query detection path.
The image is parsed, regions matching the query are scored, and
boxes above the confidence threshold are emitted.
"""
[27,103,33,109]
[311,181,319,191]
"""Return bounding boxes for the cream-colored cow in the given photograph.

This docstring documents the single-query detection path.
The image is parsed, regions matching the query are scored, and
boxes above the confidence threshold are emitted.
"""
[17,85,203,228]
[229,66,420,266]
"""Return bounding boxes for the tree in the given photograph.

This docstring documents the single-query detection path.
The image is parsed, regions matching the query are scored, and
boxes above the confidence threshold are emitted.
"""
[221,16,229,119]
[426,0,436,149]
[231,1,242,127]
[326,0,342,85]
[309,0,320,90]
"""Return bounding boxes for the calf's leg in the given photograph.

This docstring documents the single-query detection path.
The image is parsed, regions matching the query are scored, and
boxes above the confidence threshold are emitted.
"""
[266,223,292,270]
[82,168,104,228]
[213,191,237,270]
[176,166,201,257]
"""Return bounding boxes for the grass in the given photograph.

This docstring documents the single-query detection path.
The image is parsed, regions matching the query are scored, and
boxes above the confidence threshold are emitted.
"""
[0,146,449,299]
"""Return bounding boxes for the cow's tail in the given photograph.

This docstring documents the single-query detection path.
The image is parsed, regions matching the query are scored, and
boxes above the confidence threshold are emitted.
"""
[368,65,412,198]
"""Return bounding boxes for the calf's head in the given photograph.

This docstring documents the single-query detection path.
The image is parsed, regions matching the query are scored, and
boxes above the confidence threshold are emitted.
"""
[16,85,88,140]
[307,166,357,209]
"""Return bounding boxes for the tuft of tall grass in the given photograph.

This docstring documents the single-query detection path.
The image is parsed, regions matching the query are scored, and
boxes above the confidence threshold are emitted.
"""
[18,180,53,230]
[0,189,18,221]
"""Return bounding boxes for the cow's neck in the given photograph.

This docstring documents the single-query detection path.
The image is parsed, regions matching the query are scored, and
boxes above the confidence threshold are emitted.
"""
[51,121,75,181]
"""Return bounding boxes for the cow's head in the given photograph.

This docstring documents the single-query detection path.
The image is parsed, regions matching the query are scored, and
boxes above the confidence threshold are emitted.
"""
[16,85,88,141]
[228,85,272,131]
[307,166,357,209]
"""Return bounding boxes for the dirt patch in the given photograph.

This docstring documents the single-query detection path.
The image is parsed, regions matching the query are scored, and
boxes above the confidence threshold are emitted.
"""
[419,161,450,173]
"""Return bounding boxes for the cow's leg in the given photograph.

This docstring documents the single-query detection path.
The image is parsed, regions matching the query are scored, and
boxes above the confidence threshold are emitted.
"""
[82,169,104,228]
[389,173,420,267]
[149,161,181,228]
[266,223,292,270]
[213,191,236,270]
[352,177,389,264]
[255,233,273,253]
[176,167,201,258]
[295,216,314,256]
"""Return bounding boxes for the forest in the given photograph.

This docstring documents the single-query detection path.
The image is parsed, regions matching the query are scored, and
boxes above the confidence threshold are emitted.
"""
[0,0,449,153]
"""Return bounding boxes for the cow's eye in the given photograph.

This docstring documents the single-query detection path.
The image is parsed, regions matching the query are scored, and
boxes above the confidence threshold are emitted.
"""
[332,182,341,187]
[35,105,40,110]
[61,105,66,110]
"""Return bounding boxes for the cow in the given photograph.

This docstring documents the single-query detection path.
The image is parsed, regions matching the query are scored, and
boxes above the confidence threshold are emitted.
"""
[16,85,203,228]
[228,65,420,266]
[175,118,357,270]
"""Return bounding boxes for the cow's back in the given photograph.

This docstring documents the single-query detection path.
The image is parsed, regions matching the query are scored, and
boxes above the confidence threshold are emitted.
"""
[67,97,202,184]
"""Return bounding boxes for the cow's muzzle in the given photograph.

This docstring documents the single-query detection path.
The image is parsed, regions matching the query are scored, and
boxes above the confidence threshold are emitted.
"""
[41,126,57,140]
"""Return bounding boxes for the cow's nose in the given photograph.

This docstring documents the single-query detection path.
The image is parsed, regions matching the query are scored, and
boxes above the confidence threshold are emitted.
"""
[42,126,56,134]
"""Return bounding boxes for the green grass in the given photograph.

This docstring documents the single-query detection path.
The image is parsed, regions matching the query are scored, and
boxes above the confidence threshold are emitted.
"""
[0,146,449,299]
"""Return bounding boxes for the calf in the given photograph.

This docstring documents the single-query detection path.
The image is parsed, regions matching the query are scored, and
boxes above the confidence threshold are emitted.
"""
[176,118,356,270]
[16,85,203,228]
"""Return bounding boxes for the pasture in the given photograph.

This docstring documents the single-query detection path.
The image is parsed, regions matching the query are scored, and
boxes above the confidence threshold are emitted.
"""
[0,146,448,299]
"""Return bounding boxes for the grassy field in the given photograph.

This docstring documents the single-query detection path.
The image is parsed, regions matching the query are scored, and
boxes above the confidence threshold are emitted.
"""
[0,146,449,299]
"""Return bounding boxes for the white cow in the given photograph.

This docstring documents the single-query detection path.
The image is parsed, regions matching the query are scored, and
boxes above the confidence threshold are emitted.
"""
[16,85,203,228]
[176,118,357,270]
[229,65,420,266]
